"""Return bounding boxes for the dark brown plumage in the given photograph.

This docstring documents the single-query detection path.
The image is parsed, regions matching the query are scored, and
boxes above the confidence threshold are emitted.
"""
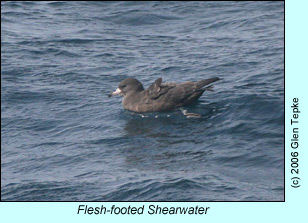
[108,77,219,112]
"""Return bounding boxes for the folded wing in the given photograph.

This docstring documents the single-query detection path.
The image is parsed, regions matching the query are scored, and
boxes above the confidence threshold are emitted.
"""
[143,77,219,107]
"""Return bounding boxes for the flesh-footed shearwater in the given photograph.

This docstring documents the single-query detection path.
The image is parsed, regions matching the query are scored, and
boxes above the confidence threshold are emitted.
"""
[108,77,219,113]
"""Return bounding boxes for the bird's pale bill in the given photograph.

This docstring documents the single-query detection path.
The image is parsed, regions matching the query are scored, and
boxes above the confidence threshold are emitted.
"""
[108,88,122,97]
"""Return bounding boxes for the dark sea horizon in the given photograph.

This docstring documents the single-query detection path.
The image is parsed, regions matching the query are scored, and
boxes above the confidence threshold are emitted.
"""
[1,1,284,201]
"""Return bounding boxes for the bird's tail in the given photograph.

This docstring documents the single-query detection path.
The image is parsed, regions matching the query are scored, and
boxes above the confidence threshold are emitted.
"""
[196,77,220,89]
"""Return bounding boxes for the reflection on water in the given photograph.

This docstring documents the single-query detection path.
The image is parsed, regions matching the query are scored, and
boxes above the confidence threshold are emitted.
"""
[120,103,220,172]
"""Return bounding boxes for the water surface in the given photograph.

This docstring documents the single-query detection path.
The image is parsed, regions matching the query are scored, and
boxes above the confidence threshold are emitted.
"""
[1,1,284,201]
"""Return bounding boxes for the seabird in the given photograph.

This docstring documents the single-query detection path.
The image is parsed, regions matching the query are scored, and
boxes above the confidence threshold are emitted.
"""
[108,77,219,113]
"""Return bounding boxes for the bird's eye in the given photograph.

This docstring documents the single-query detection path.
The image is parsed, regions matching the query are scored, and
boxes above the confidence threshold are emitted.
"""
[121,85,126,88]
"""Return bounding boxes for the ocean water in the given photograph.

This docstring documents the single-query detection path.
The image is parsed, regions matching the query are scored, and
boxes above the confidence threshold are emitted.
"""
[1,1,284,201]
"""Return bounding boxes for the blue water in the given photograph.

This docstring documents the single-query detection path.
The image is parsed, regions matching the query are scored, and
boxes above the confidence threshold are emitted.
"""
[1,1,284,201]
